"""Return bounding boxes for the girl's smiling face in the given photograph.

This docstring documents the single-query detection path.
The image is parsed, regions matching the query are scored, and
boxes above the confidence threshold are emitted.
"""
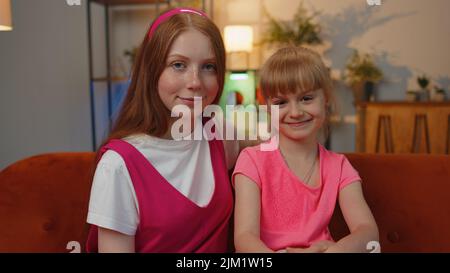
[158,28,219,113]
[270,88,327,142]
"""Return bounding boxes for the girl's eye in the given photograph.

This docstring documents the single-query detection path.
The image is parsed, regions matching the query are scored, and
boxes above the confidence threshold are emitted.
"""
[203,63,217,72]
[272,99,287,106]
[171,62,186,70]
[301,95,314,102]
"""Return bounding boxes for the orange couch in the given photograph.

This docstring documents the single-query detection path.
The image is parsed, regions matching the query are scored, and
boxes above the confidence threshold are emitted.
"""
[1,152,449,252]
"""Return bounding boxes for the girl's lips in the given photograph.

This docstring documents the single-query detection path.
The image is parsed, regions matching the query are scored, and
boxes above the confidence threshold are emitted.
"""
[284,119,313,127]
[177,96,203,107]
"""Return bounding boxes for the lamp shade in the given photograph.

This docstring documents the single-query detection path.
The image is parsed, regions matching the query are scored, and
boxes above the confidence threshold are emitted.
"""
[0,0,12,31]
[224,25,253,53]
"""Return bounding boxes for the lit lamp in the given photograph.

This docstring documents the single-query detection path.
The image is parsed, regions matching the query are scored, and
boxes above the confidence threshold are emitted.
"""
[0,0,12,31]
[224,25,253,70]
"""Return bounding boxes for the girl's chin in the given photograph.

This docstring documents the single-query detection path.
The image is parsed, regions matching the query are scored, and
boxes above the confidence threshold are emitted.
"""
[280,128,318,141]
[283,134,311,141]
[169,111,203,121]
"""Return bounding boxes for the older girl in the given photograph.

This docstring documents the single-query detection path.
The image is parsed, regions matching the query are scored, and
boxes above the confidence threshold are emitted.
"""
[86,8,237,253]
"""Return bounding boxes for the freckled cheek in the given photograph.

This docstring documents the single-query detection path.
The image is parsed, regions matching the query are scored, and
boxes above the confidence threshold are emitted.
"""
[309,107,325,118]
[313,96,327,117]
[204,77,219,103]
[158,76,181,98]
[310,107,327,127]
[277,108,289,122]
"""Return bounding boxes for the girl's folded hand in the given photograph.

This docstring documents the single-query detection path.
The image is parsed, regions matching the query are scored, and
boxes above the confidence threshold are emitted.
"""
[285,240,335,253]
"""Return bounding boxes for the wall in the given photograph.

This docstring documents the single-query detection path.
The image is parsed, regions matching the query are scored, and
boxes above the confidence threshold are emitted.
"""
[0,0,91,170]
[213,0,450,152]
[1,0,448,169]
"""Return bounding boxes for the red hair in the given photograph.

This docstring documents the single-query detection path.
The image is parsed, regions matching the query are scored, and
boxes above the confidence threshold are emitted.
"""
[94,9,226,165]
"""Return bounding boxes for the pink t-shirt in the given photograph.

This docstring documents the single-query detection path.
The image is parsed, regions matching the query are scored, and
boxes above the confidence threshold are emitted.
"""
[232,144,361,251]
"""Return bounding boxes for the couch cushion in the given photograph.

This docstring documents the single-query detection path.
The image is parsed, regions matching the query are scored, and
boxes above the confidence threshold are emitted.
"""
[0,152,96,252]
[330,153,450,252]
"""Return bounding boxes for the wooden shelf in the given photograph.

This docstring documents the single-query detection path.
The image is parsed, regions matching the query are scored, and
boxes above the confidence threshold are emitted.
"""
[91,0,167,6]
[355,101,450,154]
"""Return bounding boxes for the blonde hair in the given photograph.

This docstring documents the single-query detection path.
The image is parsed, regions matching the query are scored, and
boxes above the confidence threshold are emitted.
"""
[259,46,336,138]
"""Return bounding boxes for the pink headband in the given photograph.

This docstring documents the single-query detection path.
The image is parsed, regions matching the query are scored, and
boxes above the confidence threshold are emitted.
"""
[147,8,208,38]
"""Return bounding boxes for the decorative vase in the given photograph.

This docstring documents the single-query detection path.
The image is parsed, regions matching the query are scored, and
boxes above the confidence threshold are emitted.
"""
[418,88,430,101]
[406,92,418,102]
[433,93,445,102]
[364,81,375,102]
[351,82,364,104]
[352,81,376,103]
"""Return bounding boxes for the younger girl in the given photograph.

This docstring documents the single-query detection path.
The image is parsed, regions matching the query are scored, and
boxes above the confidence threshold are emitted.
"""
[86,8,238,253]
[233,46,379,253]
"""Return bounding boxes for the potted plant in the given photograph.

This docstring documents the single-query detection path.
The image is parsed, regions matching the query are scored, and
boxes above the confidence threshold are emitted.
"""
[417,75,430,101]
[344,50,383,103]
[262,2,322,47]
[433,86,446,102]
[406,90,419,102]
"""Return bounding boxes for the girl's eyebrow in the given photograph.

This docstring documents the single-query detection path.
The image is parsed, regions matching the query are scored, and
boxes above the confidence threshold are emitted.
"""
[298,91,311,97]
[167,54,188,60]
[271,90,316,100]
[296,89,318,97]
[203,58,217,63]
[303,88,321,94]
[271,96,286,100]
[167,53,216,62]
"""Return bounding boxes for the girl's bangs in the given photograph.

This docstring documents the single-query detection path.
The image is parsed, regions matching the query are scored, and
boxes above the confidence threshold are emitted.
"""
[263,61,325,98]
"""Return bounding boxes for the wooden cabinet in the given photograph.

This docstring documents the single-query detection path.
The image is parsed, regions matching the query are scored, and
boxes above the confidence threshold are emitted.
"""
[356,102,450,154]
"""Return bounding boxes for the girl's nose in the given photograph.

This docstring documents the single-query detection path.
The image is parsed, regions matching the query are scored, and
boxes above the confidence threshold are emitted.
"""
[288,102,304,118]
[186,69,201,91]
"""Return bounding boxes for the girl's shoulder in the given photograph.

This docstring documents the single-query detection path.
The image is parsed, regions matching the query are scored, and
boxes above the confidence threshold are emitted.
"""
[319,144,348,161]
[319,144,345,160]
[319,144,355,173]
[239,143,280,166]
[96,149,128,174]
[122,133,157,146]
[241,143,277,156]
[123,133,197,150]
[99,148,123,161]
[97,135,152,170]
